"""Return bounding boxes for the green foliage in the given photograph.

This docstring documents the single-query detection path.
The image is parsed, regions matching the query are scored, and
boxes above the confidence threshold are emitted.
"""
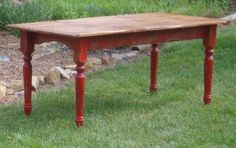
[0,25,235,147]
[181,0,230,16]
[42,0,230,20]
[0,0,231,34]
[0,0,52,34]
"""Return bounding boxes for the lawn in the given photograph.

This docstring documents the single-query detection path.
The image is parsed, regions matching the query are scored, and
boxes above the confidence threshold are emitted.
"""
[0,24,235,147]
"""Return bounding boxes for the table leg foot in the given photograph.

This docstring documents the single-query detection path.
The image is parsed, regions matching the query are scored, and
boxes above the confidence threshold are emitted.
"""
[24,105,32,115]
[75,62,85,128]
[150,44,159,93]
[150,85,157,92]
[203,96,212,105]
[75,117,84,127]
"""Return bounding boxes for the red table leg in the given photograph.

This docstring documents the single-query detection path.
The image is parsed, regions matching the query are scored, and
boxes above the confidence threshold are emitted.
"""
[150,43,159,93]
[73,39,88,127]
[75,62,85,127]
[203,25,216,104]
[21,31,34,115]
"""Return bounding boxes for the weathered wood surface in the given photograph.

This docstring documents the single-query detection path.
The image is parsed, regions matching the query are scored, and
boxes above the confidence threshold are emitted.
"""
[8,13,226,37]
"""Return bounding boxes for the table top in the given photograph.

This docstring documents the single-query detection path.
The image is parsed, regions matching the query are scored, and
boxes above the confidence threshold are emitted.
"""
[8,13,226,38]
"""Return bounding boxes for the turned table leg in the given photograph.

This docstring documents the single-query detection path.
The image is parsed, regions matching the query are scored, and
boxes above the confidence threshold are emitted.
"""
[73,39,88,127]
[21,31,34,115]
[150,43,159,93]
[203,26,216,104]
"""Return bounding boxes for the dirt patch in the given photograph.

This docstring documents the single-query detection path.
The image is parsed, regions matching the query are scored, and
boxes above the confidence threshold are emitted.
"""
[0,31,151,105]
[0,32,74,83]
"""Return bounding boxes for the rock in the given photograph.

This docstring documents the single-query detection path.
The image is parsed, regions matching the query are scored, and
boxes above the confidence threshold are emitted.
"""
[0,85,7,99]
[0,99,4,105]
[87,57,102,65]
[0,81,7,87]
[32,76,40,91]
[12,0,24,5]
[38,75,45,85]
[101,56,110,65]
[39,42,70,53]
[50,48,62,53]
[0,56,10,62]
[47,67,61,85]
[37,42,50,49]
[126,51,139,58]
[223,13,236,23]
[6,89,14,95]
[131,46,140,51]
[15,91,24,97]
[65,69,77,77]
[65,64,76,70]
[47,66,71,84]
[111,53,127,61]
[56,67,70,80]
[131,44,151,51]
[85,57,102,71]
[8,80,24,92]
[111,51,139,62]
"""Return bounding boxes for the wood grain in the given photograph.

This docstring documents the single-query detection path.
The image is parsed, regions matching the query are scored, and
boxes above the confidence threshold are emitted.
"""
[8,13,226,37]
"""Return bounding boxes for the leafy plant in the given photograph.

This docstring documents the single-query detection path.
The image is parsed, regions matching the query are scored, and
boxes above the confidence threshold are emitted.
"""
[0,0,52,34]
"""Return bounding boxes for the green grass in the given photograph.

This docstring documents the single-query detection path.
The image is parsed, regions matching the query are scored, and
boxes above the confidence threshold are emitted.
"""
[0,25,235,147]
[0,0,230,34]
[43,0,229,19]
[0,0,52,33]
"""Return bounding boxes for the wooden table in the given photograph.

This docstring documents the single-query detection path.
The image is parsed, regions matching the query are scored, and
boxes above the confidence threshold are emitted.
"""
[8,13,226,127]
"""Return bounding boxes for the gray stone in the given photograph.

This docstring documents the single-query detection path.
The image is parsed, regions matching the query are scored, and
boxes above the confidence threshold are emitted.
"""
[0,81,7,87]
[47,67,61,85]
[0,85,7,99]
[8,80,24,92]
[65,69,77,77]
[223,13,236,22]
[56,67,70,80]
[101,55,110,65]
[6,89,14,95]
[0,56,10,62]
[38,75,45,85]
[131,44,151,51]
[15,91,24,97]
[126,51,139,58]
[111,51,139,62]
[87,57,102,65]
[32,75,40,91]
[64,64,76,70]
[12,0,24,5]
[111,53,127,61]
[85,57,103,71]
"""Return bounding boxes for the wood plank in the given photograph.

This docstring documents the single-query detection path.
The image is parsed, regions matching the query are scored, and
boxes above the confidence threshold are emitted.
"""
[8,13,226,37]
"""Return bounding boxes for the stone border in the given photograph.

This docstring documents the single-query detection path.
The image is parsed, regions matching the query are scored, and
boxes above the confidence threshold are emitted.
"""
[0,44,151,105]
